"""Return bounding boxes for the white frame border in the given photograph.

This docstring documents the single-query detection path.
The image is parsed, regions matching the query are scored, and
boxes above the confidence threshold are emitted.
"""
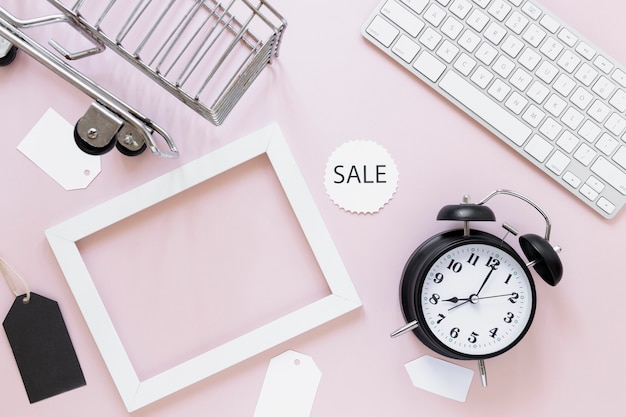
[45,123,361,412]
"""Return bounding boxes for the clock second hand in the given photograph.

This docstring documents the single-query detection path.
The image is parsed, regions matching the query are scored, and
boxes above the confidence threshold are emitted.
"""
[444,292,515,311]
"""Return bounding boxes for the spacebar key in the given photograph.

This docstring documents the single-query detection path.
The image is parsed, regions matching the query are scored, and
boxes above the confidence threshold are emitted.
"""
[439,71,532,146]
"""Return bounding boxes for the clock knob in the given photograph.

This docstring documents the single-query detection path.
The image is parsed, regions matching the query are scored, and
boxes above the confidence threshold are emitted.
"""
[519,234,563,286]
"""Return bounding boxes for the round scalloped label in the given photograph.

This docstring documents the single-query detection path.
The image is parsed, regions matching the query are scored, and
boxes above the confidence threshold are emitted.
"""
[324,140,399,214]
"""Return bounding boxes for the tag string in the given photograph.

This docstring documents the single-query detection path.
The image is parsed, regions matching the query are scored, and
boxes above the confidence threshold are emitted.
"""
[0,257,31,303]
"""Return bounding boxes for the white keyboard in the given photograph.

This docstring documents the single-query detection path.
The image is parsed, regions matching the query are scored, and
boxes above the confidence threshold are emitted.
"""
[362,0,626,219]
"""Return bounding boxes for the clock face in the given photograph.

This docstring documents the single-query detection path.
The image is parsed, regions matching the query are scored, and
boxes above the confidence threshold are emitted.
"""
[418,242,535,358]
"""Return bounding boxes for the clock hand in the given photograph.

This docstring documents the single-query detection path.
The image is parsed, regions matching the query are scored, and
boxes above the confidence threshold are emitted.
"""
[442,296,471,303]
[478,293,515,300]
[448,300,471,311]
[475,267,495,296]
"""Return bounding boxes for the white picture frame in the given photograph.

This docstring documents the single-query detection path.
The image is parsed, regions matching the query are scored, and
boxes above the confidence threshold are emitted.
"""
[45,123,362,412]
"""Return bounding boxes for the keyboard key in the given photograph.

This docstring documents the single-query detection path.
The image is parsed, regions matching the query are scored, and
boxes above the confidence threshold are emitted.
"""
[587,100,611,123]
[591,156,626,194]
[510,68,532,91]
[437,40,460,63]
[539,117,562,140]
[535,61,558,83]
[488,0,512,21]
[505,11,529,34]
[467,9,490,32]
[539,15,559,33]
[586,176,605,193]
[505,91,529,114]
[574,63,599,87]
[551,75,575,98]
[576,42,596,60]
[609,89,626,112]
[453,53,477,76]
[472,0,490,8]
[523,24,546,47]
[522,104,545,127]
[558,28,578,47]
[605,113,626,136]
[501,35,525,58]
[493,55,515,78]
[424,4,447,26]
[561,107,584,130]
[392,35,421,63]
[470,65,494,88]
[592,76,615,100]
[596,197,616,215]
[596,133,619,155]
[488,79,511,101]
[527,81,550,104]
[546,150,570,175]
[458,30,481,52]
[439,71,532,145]
[570,86,593,109]
[556,131,579,153]
[381,0,425,37]
[449,0,472,19]
[366,16,399,47]
[518,48,541,71]
[613,146,626,170]
[485,21,507,45]
[419,27,443,50]
[525,134,553,162]
[400,0,429,14]
[475,42,498,65]
[580,184,599,201]
[611,69,626,87]
[441,16,464,40]
[578,120,601,142]
[540,37,564,60]
[544,94,567,117]
[557,50,581,73]
[574,143,596,166]
[593,55,614,74]
[521,2,542,20]
[413,51,446,81]
[563,171,582,188]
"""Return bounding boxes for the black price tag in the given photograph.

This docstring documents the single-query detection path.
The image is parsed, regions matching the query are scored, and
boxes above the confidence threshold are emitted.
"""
[3,292,86,403]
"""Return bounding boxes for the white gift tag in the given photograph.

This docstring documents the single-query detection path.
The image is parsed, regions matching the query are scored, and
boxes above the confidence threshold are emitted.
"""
[404,355,474,402]
[17,108,101,190]
[253,350,321,417]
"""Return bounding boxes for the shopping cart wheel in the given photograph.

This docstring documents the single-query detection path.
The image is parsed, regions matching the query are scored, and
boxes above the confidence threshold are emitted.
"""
[115,124,147,157]
[0,38,17,67]
[74,102,124,155]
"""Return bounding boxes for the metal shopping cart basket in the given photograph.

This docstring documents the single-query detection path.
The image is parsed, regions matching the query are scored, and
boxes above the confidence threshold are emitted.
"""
[0,0,286,157]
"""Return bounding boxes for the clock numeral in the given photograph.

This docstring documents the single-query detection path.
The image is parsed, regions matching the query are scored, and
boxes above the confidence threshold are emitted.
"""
[447,259,462,273]
[504,312,514,323]
[486,256,500,270]
[437,314,446,324]
[429,293,441,305]
[433,272,444,284]
[468,332,479,344]
[467,253,479,266]
[508,292,519,303]
[489,328,498,338]
[450,327,460,338]
[504,273,512,284]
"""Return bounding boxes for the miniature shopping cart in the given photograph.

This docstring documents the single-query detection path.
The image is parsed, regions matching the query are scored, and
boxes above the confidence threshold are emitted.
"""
[0,0,286,157]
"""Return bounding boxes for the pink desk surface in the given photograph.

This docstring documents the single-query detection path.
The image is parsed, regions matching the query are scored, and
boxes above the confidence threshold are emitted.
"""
[1,0,625,416]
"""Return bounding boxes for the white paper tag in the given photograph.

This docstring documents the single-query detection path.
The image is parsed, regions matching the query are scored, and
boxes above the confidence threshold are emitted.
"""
[17,108,101,190]
[253,350,321,417]
[404,355,474,402]
[324,140,399,213]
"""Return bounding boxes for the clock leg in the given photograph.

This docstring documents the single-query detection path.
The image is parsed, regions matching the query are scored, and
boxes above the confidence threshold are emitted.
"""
[390,320,419,338]
[478,360,488,387]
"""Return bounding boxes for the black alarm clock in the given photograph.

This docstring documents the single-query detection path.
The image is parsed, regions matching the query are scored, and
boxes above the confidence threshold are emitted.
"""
[391,189,563,386]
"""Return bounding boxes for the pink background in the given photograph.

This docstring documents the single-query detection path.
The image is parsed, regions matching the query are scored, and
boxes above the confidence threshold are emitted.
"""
[1,0,625,416]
